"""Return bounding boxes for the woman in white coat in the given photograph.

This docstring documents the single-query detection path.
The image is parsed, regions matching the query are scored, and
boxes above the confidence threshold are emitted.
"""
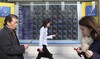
[36,19,56,59]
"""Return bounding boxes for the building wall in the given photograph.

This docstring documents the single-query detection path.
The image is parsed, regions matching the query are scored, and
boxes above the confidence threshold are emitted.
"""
[8,0,92,2]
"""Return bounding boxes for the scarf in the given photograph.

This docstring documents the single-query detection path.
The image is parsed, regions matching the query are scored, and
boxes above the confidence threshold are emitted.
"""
[81,37,93,52]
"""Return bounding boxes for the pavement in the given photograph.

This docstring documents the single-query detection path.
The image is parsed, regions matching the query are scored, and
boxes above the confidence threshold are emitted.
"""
[24,44,81,59]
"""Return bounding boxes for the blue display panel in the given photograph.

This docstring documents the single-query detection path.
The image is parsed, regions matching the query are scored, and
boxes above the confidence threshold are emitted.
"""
[19,4,78,40]
[0,6,11,17]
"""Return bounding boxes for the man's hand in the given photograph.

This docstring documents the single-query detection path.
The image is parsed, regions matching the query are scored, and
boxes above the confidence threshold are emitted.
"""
[24,44,29,50]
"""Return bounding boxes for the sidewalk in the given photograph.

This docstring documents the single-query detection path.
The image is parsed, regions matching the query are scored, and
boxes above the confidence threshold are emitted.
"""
[24,44,81,59]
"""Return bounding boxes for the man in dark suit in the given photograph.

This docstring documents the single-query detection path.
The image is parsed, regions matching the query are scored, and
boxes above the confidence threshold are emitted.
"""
[0,14,29,59]
[0,48,8,59]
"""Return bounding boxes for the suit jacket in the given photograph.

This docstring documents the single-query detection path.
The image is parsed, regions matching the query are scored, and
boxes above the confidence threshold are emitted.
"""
[78,39,100,59]
[0,47,8,59]
[0,26,25,59]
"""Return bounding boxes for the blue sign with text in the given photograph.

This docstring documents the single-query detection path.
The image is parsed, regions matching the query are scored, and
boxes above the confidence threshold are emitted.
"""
[0,6,11,17]
[86,6,97,16]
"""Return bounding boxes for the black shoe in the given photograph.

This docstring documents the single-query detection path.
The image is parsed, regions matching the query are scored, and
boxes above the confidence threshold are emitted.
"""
[49,57,53,59]
[36,57,40,59]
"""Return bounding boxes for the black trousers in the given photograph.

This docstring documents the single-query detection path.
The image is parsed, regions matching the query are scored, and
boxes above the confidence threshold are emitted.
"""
[36,45,53,59]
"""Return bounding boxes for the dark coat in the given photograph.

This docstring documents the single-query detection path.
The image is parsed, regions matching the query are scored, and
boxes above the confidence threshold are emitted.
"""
[78,39,100,59]
[89,40,100,59]
[0,47,8,59]
[0,26,25,59]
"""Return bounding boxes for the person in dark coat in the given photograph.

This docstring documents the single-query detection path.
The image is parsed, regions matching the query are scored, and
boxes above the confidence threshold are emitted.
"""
[75,16,100,59]
[0,47,8,59]
[0,14,29,59]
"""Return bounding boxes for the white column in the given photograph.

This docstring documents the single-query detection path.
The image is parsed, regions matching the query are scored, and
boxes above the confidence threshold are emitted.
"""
[77,1,82,41]
[15,2,19,37]
[61,2,65,11]
[46,2,49,10]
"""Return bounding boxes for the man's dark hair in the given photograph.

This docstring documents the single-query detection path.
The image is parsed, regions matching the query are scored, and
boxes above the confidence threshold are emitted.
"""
[42,18,51,28]
[4,14,18,26]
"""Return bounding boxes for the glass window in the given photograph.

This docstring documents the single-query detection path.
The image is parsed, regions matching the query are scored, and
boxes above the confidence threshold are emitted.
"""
[18,3,78,40]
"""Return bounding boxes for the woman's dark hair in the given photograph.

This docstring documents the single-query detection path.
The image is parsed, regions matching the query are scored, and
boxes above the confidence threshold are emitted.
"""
[4,14,18,25]
[42,19,51,28]
[79,16,100,40]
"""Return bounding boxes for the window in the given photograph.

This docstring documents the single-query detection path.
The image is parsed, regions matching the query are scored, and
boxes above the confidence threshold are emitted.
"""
[18,3,78,40]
